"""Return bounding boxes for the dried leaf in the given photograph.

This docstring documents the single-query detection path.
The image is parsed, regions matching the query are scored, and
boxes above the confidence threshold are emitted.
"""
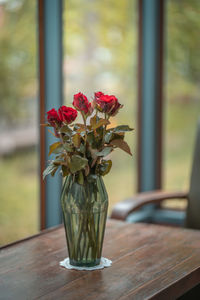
[84,164,90,176]
[48,129,57,137]
[48,142,62,156]
[91,156,98,167]
[90,115,97,127]
[40,123,51,127]
[110,139,132,156]
[62,165,69,177]
[72,133,81,148]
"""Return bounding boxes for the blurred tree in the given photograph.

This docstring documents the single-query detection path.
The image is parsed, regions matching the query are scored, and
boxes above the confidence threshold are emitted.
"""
[167,0,200,102]
[0,0,200,125]
[0,0,36,126]
[63,0,137,119]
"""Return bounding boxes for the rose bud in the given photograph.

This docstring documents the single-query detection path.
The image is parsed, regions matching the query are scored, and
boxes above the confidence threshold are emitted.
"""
[73,92,93,116]
[58,106,78,124]
[47,108,62,127]
[94,93,123,116]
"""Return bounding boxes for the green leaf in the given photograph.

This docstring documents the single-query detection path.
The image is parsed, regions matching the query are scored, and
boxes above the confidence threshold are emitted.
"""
[51,165,59,176]
[104,131,113,143]
[43,163,58,180]
[87,129,103,149]
[79,143,85,154]
[69,155,88,173]
[63,143,73,152]
[95,147,113,157]
[113,125,134,133]
[48,142,62,156]
[52,144,63,154]
[98,160,112,176]
[92,118,110,130]
[63,135,70,142]
[60,125,73,134]
[77,171,84,185]
[105,131,124,144]
[72,133,81,148]
[110,139,132,156]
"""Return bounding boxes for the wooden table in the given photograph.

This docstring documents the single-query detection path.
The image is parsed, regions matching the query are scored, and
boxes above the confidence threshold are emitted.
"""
[1,220,200,300]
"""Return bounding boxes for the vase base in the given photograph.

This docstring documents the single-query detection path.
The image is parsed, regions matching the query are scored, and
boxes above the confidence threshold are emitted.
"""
[60,257,112,271]
[69,258,100,267]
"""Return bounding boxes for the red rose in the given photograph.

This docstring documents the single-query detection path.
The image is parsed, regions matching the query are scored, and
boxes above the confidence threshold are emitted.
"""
[94,91,104,100]
[47,108,61,127]
[94,92,122,116]
[58,106,77,124]
[73,92,93,116]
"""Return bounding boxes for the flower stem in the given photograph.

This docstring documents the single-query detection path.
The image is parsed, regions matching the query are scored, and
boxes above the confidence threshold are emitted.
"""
[102,113,109,148]
[81,112,88,157]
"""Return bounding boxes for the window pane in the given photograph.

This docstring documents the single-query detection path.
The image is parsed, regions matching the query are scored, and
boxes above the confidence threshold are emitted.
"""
[0,0,39,245]
[63,0,138,212]
[164,1,200,200]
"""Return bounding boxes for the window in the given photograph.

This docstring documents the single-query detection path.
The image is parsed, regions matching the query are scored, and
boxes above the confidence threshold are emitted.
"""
[0,0,38,245]
[164,0,200,197]
[63,0,138,212]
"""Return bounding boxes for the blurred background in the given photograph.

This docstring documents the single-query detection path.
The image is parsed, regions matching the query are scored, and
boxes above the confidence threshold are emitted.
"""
[0,0,200,245]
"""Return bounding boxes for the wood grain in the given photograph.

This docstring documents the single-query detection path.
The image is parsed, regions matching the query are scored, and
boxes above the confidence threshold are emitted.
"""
[1,220,200,300]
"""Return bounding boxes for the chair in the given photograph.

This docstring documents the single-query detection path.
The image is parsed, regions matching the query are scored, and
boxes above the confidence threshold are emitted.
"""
[111,119,200,230]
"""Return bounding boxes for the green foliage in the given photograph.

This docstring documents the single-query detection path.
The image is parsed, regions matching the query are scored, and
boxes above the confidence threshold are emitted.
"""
[95,147,113,157]
[60,125,73,134]
[44,95,133,180]
[63,143,73,152]
[0,0,37,123]
[43,162,58,180]
[167,0,200,102]
[92,118,110,130]
[69,155,88,173]
[113,125,134,133]
[97,160,112,176]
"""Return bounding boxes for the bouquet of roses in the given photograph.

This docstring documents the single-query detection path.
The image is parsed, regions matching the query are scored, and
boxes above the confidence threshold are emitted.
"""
[43,92,133,183]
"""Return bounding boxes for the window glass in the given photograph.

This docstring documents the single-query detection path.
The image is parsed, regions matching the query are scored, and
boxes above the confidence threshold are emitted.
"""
[63,0,138,212]
[0,0,38,245]
[164,0,200,206]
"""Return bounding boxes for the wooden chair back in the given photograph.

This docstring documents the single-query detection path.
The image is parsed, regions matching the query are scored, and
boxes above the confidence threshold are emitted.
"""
[186,119,200,229]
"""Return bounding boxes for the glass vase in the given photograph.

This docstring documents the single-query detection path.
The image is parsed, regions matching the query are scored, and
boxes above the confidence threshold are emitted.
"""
[61,175,108,267]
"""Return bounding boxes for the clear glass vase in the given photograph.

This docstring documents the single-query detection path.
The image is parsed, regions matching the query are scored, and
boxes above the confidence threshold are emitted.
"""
[61,175,108,267]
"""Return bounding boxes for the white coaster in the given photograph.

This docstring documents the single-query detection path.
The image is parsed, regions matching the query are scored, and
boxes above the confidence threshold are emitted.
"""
[60,257,112,271]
